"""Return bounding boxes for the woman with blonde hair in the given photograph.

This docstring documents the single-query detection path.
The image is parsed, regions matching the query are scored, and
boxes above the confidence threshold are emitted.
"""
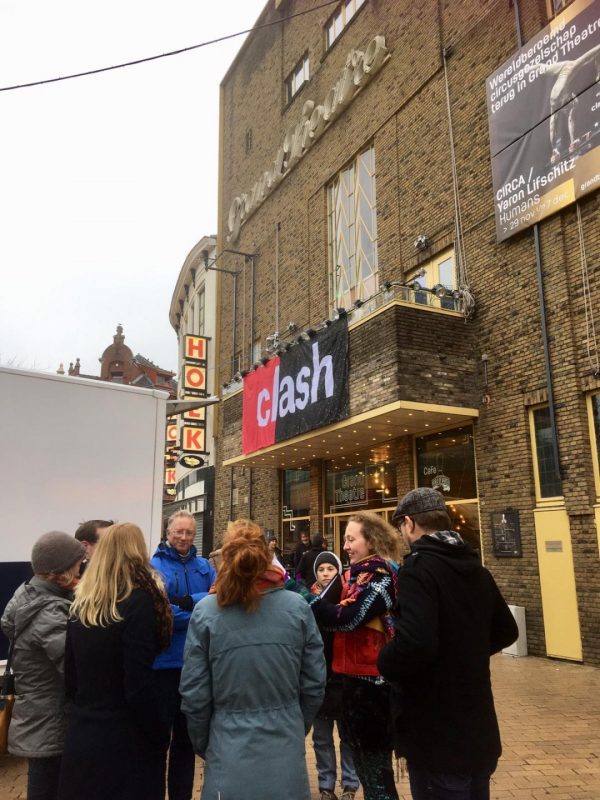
[311,511,400,800]
[180,519,326,800]
[57,523,172,800]
[1,531,85,800]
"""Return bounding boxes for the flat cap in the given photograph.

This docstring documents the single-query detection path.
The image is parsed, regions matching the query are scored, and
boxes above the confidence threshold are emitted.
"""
[392,487,446,522]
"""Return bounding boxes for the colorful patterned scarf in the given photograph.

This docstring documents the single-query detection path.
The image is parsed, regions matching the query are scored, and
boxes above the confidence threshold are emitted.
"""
[341,555,398,639]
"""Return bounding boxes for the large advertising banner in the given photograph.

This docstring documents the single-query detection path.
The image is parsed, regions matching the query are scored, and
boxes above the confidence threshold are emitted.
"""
[486,0,600,242]
[242,317,349,455]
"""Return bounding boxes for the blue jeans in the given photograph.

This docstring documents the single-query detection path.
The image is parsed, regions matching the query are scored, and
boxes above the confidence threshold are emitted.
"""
[28,756,62,800]
[408,766,491,800]
[312,716,359,792]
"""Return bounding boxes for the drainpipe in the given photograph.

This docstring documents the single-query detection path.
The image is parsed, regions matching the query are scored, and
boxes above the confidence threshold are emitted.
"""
[513,0,562,490]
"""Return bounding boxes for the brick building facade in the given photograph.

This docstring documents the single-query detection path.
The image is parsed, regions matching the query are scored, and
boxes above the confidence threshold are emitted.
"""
[213,0,600,665]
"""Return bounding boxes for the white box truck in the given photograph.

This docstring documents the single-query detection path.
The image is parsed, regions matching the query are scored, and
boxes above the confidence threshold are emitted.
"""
[0,366,170,658]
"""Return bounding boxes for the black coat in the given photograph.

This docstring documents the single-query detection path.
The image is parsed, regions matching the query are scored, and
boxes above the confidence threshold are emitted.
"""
[377,533,518,774]
[296,534,325,585]
[58,588,169,800]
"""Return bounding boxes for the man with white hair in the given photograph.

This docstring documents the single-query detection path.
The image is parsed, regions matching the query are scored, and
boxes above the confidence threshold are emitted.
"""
[151,510,216,800]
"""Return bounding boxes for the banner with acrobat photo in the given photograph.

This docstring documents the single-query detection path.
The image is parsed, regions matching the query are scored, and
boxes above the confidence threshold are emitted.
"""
[486,0,600,242]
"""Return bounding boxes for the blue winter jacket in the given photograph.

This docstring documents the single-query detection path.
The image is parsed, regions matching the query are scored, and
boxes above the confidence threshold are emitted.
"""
[150,542,216,670]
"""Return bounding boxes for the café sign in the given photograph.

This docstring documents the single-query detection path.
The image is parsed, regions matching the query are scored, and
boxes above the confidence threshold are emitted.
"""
[228,35,389,242]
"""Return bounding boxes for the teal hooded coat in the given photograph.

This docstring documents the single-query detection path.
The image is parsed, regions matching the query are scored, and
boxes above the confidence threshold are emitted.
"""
[180,587,326,800]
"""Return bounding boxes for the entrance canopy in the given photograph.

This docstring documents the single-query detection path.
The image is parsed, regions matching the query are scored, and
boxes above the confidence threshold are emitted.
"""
[223,400,479,469]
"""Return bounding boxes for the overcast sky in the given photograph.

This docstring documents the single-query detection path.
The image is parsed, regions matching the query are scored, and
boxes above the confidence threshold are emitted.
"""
[0,0,266,375]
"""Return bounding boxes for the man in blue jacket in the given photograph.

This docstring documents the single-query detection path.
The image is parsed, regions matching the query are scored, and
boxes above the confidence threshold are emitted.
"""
[151,510,216,800]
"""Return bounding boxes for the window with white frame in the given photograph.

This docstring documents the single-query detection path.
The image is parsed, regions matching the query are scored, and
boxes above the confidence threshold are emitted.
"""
[326,0,365,49]
[327,146,378,310]
[285,54,309,104]
[405,248,458,311]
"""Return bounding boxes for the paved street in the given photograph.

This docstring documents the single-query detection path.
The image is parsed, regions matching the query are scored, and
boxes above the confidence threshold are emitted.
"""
[1,654,599,799]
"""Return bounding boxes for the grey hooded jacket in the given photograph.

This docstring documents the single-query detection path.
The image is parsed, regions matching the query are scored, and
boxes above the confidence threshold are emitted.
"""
[1,576,73,758]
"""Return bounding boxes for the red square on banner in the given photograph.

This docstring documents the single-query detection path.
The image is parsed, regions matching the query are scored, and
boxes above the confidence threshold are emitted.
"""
[242,357,279,454]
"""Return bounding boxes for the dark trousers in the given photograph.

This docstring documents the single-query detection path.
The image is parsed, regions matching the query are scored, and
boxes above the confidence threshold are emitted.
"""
[154,668,195,800]
[28,756,62,800]
[408,766,491,800]
[341,677,399,800]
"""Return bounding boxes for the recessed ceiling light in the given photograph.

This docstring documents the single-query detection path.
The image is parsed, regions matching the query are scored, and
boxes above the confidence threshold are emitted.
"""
[403,428,408,432]
[368,425,372,429]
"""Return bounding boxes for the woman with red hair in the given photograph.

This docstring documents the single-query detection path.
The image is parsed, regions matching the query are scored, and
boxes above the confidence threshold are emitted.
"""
[180,520,326,800]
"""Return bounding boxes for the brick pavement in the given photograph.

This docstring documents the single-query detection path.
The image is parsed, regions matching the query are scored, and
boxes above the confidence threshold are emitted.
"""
[1,654,599,799]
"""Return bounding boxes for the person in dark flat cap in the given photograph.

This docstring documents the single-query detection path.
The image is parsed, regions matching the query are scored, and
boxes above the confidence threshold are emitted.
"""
[378,488,518,800]
[1,531,85,800]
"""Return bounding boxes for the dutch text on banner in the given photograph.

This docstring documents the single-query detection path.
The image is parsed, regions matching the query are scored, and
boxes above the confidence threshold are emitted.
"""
[486,0,600,241]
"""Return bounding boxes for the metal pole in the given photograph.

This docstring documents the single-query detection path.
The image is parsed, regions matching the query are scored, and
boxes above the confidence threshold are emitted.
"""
[232,271,238,374]
[512,0,523,48]
[533,225,562,489]
[249,256,255,366]
[275,223,280,334]
[512,0,562,489]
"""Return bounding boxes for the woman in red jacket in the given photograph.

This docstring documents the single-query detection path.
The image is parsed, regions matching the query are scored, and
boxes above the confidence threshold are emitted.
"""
[311,511,400,800]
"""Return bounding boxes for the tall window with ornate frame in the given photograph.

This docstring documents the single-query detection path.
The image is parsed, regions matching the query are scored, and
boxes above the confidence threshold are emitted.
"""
[327,145,378,311]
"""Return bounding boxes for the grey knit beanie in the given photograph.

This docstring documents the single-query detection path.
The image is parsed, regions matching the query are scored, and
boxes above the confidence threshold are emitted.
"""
[31,531,85,574]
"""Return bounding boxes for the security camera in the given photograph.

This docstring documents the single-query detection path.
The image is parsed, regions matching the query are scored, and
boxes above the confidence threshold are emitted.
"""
[414,234,431,251]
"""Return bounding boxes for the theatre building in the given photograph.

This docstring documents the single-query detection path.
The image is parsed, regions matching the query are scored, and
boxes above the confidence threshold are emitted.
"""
[213,0,600,665]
